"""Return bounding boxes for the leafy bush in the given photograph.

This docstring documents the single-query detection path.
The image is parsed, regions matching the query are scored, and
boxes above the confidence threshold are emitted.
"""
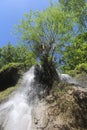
[75,63,87,74]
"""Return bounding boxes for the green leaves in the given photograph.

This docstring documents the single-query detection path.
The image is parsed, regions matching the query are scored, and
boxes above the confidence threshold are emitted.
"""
[59,0,87,32]
[16,0,87,74]
[62,32,87,72]
[17,5,73,68]
[0,43,36,69]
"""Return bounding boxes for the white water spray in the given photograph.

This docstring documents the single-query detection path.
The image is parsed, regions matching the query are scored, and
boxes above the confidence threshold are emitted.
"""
[59,73,79,85]
[0,66,40,130]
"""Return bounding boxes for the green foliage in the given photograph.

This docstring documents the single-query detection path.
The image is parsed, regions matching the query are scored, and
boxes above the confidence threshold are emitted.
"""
[75,63,87,74]
[16,6,75,86]
[0,62,23,73]
[0,43,36,69]
[59,0,87,32]
[16,0,87,78]
[64,63,87,77]
[49,0,87,73]
[62,32,87,72]
[17,7,73,67]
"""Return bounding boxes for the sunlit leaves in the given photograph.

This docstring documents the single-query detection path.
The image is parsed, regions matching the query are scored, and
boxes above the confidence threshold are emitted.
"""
[17,6,73,66]
[0,43,36,69]
[59,0,87,32]
[62,32,87,71]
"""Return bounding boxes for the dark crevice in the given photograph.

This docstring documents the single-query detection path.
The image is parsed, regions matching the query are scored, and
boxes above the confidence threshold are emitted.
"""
[0,68,20,91]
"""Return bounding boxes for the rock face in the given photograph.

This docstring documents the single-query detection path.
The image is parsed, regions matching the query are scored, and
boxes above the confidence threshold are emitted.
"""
[0,63,24,91]
[31,83,87,130]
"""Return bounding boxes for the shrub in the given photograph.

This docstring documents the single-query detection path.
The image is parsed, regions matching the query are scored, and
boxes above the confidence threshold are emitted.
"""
[75,63,87,74]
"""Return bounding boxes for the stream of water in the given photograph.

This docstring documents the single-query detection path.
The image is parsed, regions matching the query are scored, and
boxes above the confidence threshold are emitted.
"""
[0,66,41,130]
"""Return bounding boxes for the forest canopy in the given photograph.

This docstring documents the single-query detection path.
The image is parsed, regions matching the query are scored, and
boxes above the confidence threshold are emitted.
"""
[0,43,36,69]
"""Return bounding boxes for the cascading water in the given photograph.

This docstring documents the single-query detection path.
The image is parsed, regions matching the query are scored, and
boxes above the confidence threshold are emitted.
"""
[0,65,43,130]
[59,73,79,85]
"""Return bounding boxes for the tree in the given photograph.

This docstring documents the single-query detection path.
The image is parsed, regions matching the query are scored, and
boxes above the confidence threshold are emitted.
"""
[0,43,36,69]
[18,8,72,62]
[57,0,87,72]
[17,6,73,86]
[59,0,87,32]
[62,32,87,72]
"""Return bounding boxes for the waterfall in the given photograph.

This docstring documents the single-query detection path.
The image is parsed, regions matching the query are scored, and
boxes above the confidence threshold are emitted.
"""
[0,65,43,130]
[59,73,79,85]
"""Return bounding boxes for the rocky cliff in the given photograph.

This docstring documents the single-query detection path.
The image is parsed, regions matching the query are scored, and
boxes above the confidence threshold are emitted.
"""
[32,83,87,130]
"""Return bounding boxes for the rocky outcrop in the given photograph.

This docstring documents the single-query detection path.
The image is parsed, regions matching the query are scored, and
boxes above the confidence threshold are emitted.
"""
[32,83,87,130]
[0,63,24,91]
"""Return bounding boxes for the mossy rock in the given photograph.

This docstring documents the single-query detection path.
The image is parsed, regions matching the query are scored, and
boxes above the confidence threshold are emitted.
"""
[0,63,24,91]
[0,86,17,102]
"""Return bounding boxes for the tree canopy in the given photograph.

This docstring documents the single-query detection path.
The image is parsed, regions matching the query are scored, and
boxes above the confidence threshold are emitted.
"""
[62,32,87,71]
[59,0,87,32]
[17,6,73,66]
[0,43,36,69]
[16,0,87,76]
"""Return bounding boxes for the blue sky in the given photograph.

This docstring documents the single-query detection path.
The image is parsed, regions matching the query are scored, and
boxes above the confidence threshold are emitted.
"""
[0,0,51,47]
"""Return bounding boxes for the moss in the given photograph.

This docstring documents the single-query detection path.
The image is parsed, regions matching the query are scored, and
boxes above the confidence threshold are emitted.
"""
[0,87,15,101]
[0,78,22,102]
[0,62,24,73]
[0,85,18,102]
